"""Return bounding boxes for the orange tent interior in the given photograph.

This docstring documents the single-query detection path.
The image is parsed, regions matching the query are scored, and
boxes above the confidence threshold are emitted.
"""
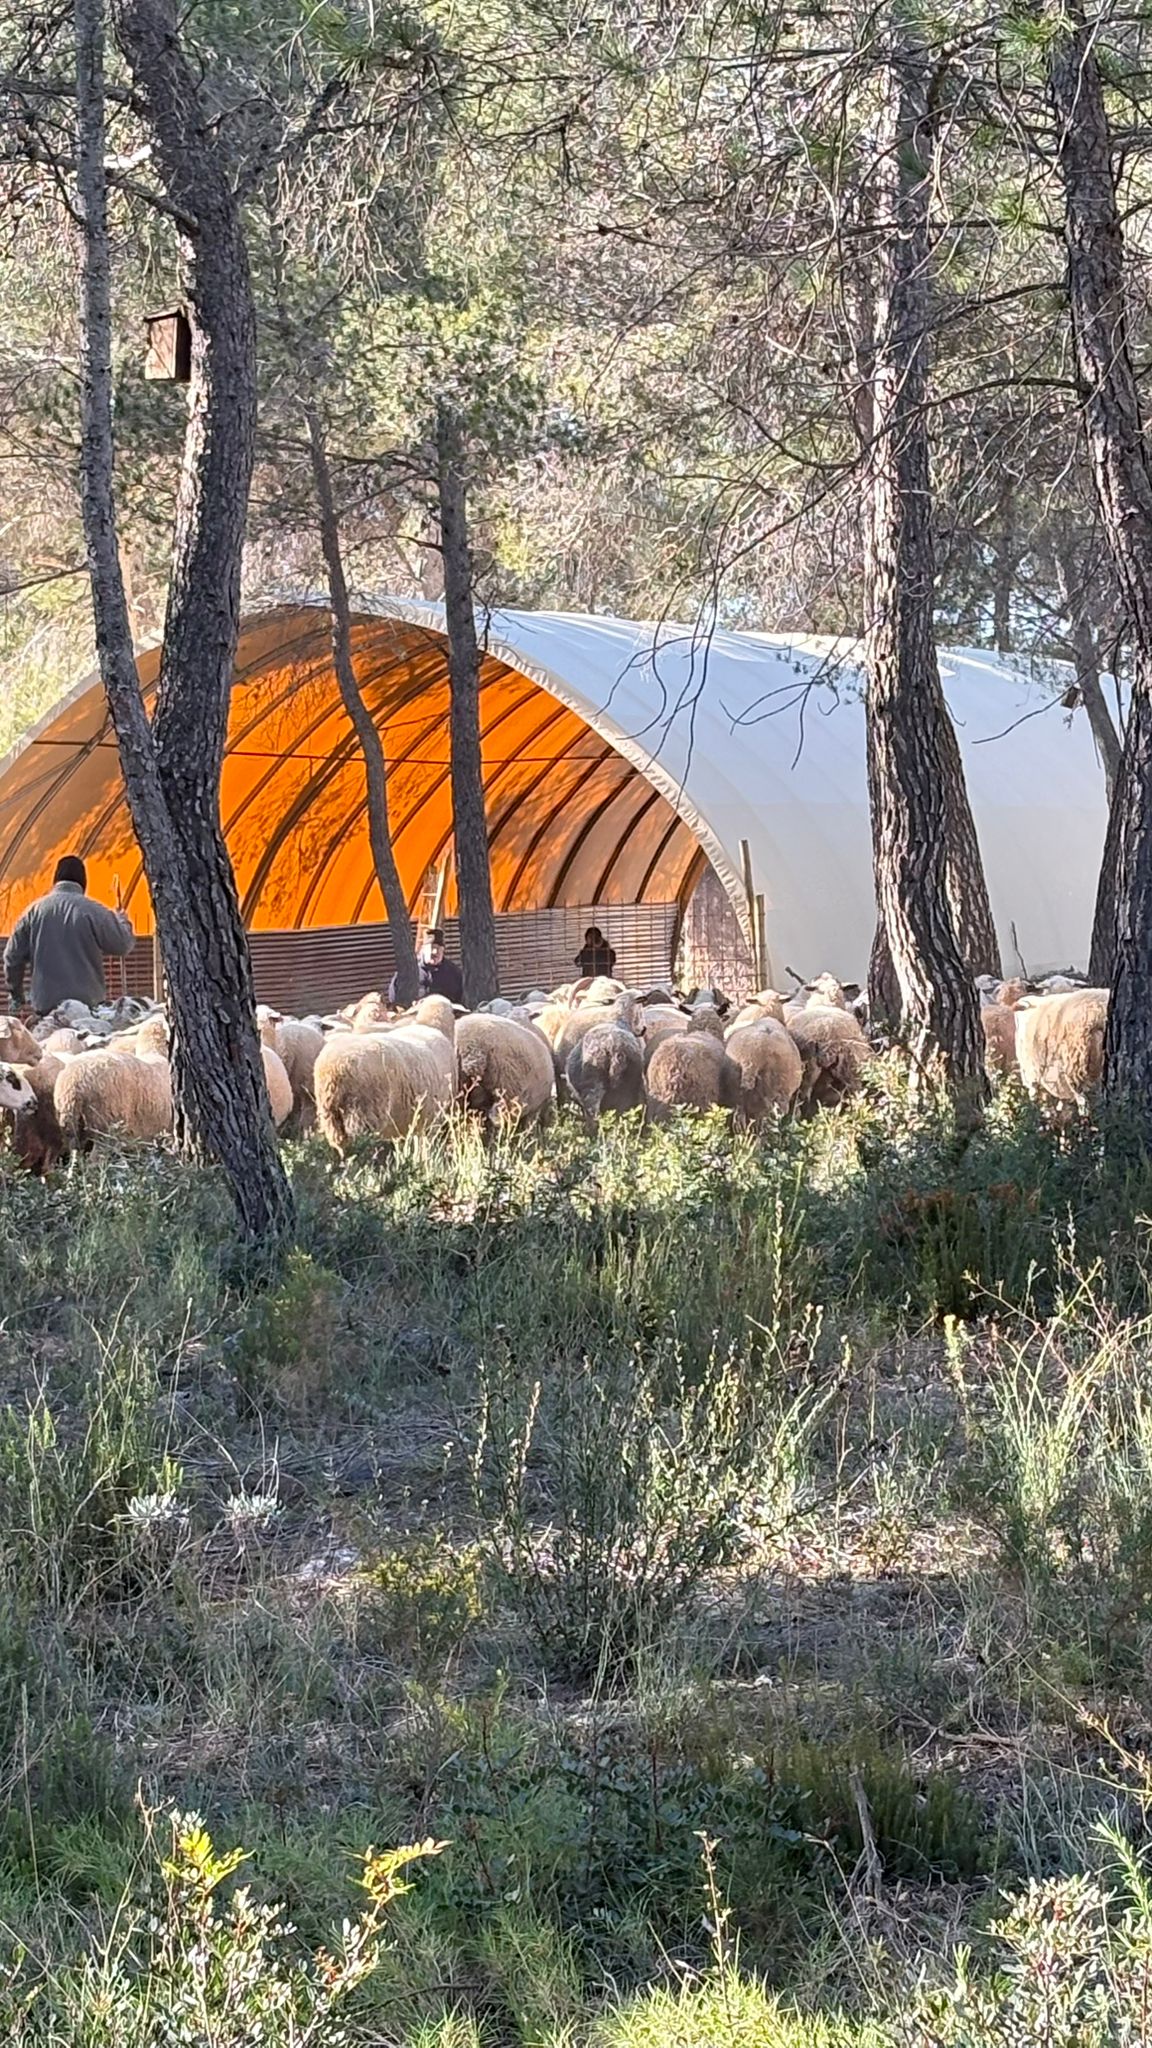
[0,606,709,1001]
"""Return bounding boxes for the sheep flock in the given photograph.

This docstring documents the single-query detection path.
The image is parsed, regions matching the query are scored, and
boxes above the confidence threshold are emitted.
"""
[0,964,1109,1176]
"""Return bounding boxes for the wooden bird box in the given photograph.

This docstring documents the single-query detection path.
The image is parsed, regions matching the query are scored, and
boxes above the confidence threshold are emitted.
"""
[144,306,192,383]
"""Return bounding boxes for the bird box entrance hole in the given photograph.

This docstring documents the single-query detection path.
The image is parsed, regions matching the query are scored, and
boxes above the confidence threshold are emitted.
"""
[144,306,192,383]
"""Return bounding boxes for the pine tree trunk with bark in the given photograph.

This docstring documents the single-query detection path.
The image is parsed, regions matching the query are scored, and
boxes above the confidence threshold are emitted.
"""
[1046,0,1152,1104]
[306,412,420,1007]
[436,403,499,1007]
[864,35,986,1106]
[76,0,293,1249]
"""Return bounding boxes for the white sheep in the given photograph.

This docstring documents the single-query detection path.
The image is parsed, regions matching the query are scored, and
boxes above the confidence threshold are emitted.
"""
[0,1065,34,1114]
[565,993,646,1122]
[455,1013,555,1130]
[1,1054,66,1175]
[256,1007,326,1128]
[645,1014,739,1118]
[981,1003,1019,1081]
[1014,988,1108,1111]
[724,1018,803,1122]
[55,1047,172,1149]
[787,1005,872,1112]
[314,998,456,1155]
[261,1046,294,1128]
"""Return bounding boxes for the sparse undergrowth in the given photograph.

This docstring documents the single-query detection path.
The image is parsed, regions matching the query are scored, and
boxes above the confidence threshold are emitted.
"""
[3,1086,1152,2041]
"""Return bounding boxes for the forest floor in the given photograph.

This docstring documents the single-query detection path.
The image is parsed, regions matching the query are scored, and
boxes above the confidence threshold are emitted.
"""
[2,1078,1151,2044]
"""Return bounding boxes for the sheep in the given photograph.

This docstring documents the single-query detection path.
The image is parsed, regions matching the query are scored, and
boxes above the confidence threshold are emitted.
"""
[786,973,850,1019]
[314,1005,455,1155]
[645,1014,740,1118]
[38,1027,85,1056]
[564,994,646,1122]
[727,990,788,1032]
[0,1065,34,1115]
[256,1007,325,1129]
[55,1047,172,1150]
[1014,988,1108,1112]
[582,975,626,1007]
[261,1046,294,1128]
[2,1054,66,1176]
[995,978,1028,1008]
[455,1013,555,1130]
[724,1018,804,1122]
[347,991,391,1031]
[548,1002,620,1079]
[787,1005,872,1113]
[0,1016,42,1066]
[981,1004,1019,1081]
[640,1004,693,1067]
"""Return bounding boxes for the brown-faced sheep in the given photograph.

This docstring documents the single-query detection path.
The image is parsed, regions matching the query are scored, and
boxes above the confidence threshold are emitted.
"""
[787,1006,872,1112]
[981,1003,1019,1081]
[0,1016,42,1066]
[724,1018,804,1122]
[565,994,646,1122]
[548,1002,622,1081]
[1014,988,1108,1111]
[455,1013,555,1130]
[645,1014,739,1118]
[55,1047,172,1149]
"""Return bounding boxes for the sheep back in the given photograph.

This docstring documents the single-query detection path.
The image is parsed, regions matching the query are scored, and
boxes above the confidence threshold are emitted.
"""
[456,1014,555,1126]
[1015,989,1108,1107]
[724,1019,803,1121]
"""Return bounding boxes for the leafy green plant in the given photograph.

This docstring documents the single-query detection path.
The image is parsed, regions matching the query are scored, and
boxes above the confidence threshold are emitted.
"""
[0,1809,445,2047]
[357,1536,485,1677]
[904,1826,1152,2047]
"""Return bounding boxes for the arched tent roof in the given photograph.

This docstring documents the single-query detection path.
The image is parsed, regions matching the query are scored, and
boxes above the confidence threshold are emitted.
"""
[0,598,1111,979]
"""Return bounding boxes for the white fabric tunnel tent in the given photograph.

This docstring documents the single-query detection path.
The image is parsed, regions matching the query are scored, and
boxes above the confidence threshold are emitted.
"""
[0,599,1111,1004]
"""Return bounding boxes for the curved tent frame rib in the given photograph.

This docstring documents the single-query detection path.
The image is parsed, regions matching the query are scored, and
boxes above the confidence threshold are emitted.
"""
[0,596,1114,979]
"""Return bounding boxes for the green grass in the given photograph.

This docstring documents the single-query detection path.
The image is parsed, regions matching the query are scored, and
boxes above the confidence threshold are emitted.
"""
[4,1085,1152,2041]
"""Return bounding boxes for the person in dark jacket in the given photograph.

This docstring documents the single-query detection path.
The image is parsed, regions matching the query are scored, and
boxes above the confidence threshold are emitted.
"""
[574,926,616,978]
[4,856,134,1016]
[388,928,465,1007]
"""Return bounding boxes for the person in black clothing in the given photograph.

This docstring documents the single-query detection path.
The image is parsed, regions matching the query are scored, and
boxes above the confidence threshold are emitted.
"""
[574,926,616,978]
[388,928,465,1006]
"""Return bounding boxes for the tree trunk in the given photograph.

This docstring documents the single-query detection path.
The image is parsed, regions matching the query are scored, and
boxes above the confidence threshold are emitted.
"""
[864,34,986,1108]
[992,475,1015,654]
[1046,1,1152,1107]
[1054,541,1122,804]
[1090,780,1122,985]
[435,403,499,1006]
[76,0,292,1249]
[306,411,420,1006]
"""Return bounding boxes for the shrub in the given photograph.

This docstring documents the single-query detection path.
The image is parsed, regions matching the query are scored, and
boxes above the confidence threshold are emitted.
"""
[0,1809,444,2047]
[903,1826,1152,2047]
[357,1536,486,1677]
[471,1336,825,1684]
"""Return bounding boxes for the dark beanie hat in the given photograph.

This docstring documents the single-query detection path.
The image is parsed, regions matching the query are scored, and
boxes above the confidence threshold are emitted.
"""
[54,855,87,888]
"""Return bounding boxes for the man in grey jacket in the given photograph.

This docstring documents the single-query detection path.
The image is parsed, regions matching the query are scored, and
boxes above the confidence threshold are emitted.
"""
[4,856,135,1016]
